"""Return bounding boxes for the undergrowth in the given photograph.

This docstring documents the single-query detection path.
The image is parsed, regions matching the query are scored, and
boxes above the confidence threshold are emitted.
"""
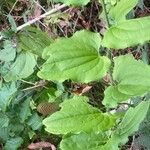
[0,0,150,150]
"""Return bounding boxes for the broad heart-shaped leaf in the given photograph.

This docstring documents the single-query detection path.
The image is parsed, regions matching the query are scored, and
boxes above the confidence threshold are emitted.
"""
[102,16,150,49]
[53,0,90,6]
[43,96,116,134]
[0,40,16,62]
[109,0,138,23]
[103,54,150,107]
[3,51,37,82]
[101,101,150,150]
[113,54,150,83]
[0,82,17,112]
[113,55,150,95]
[60,132,108,150]
[38,30,110,83]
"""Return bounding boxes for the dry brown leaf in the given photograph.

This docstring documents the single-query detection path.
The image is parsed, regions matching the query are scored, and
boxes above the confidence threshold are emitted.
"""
[28,141,56,150]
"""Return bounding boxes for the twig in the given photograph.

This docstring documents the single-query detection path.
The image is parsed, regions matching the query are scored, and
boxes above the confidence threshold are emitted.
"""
[129,135,135,150]
[0,4,66,40]
[17,4,66,30]
[21,80,48,91]
[20,79,35,85]
[9,0,19,14]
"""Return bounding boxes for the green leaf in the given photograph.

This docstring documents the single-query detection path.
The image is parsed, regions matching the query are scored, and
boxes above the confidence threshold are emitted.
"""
[114,101,149,145]
[53,0,90,6]
[8,122,24,135]
[103,86,130,107]
[134,107,150,149]
[134,132,150,150]
[103,54,150,107]
[4,137,23,150]
[7,14,17,32]
[27,113,42,130]
[114,101,149,143]
[114,55,150,96]
[0,127,9,141]
[0,40,16,62]
[18,26,53,57]
[113,55,150,82]
[0,82,17,112]
[109,0,138,23]
[19,98,31,123]
[0,113,9,128]
[101,101,149,150]
[38,30,110,83]
[43,96,116,134]
[102,16,150,49]
[3,51,37,82]
[60,132,108,150]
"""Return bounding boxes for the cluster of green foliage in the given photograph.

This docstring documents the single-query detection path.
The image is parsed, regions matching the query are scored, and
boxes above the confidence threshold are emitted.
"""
[0,0,150,149]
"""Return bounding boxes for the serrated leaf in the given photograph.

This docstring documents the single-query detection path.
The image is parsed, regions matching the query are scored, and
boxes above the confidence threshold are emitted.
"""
[19,98,31,123]
[18,26,53,57]
[4,51,37,82]
[102,16,150,49]
[0,40,16,62]
[38,30,110,83]
[109,0,138,23]
[60,132,108,150]
[103,54,150,107]
[4,137,23,150]
[101,101,149,150]
[27,113,42,130]
[53,0,90,6]
[0,82,17,112]
[0,113,9,128]
[43,96,116,134]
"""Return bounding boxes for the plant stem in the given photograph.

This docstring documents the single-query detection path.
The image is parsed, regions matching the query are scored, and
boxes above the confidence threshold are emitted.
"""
[100,0,111,57]
[100,0,114,84]
[101,0,110,28]
[0,4,66,40]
